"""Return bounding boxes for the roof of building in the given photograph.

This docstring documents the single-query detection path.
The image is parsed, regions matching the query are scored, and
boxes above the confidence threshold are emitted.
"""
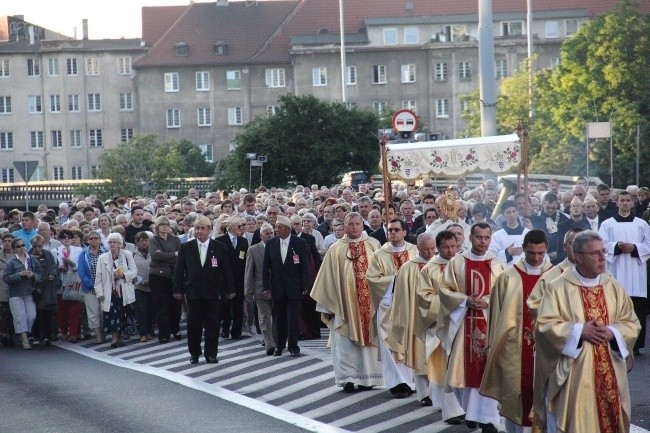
[137,0,650,66]
[0,38,145,54]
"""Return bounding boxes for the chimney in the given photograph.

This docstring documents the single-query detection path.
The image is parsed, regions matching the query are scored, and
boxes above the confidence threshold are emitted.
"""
[82,19,88,40]
[216,0,229,6]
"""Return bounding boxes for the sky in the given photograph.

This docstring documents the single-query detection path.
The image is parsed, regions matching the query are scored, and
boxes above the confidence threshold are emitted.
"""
[2,0,213,40]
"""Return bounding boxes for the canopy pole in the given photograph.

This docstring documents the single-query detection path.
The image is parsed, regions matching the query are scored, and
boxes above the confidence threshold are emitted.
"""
[380,135,393,219]
[516,122,529,194]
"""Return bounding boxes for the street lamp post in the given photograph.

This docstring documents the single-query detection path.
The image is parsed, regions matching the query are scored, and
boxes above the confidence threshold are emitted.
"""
[245,153,257,192]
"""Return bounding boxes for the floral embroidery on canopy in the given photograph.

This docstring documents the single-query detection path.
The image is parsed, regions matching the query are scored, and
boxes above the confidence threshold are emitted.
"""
[384,134,521,181]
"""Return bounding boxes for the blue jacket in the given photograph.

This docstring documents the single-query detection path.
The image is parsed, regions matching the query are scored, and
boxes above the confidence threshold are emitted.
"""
[78,246,107,293]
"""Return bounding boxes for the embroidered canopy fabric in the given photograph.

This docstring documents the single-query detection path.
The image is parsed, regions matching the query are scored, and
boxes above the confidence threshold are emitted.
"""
[384,134,522,181]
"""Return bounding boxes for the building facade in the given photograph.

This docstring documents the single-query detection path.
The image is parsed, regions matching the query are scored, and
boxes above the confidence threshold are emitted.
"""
[1,0,643,183]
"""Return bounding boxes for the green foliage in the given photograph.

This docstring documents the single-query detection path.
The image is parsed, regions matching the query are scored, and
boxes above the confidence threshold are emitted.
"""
[215,94,380,189]
[461,3,650,187]
[98,134,215,197]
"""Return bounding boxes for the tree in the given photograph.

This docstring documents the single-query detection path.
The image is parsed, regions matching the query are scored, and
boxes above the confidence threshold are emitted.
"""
[461,1,650,187]
[98,134,215,197]
[214,94,380,189]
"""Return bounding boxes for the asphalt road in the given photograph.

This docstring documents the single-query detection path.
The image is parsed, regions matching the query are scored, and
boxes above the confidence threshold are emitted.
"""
[0,347,312,433]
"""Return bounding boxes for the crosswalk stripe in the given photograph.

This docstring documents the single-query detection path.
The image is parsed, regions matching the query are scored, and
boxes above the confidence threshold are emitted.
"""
[218,357,315,387]
[194,353,284,381]
[261,372,335,402]
[330,398,418,427]
[301,390,380,418]
[236,361,332,394]
[281,386,339,411]
[352,407,437,432]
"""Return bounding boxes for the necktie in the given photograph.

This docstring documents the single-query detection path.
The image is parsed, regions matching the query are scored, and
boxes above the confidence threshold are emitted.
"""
[200,243,206,266]
[591,220,598,231]
[280,240,287,262]
[232,237,237,249]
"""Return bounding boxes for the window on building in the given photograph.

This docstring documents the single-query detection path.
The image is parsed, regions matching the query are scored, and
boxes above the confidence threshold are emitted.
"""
[89,129,103,147]
[383,28,398,45]
[228,107,242,125]
[227,70,241,90]
[1,168,15,183]
[174,43,189,56]
[0,132,13,150]
[47,58,59,76]
[28,95,42,113]
[199,144,213,163]
[31,166,44,181]
[117,57,131,75]
[120,93,133,111]
[565,19,578,36]
[51,130,63,148]
[50,95,61,113]
[86,58,100,75]
[401,64,416,83]
[435,63,448,81]
[0,59,9,77]
[265,69,285,88]
[345,102,357,110]
[502,21,524,36]
[402,100,416,112]
[70,130,82,148]
[436,99,449,118]
[27,58,40,76]
[164,72,179,92]
[66,58,78,76]
[71,166,83,180]
[196,71,210,91]
[121,128,133,143]
[344,66,357,85]
[460,100,472,113]
[87,93,101,112]
[90,165,100,179]
[229,142,237,152]
[312,67,327,86]
[495,59,508,79]
[0,96,11,114]
[266,105,279,116]
[404,27,419,44]
[53,166,64,181]
[459,62,471,80]
[373,65,386,84]
[68,94,80,112]
[197,108,212,126]
[373,101,387,115]
[545,21,560,38]
[30,131,44,149]
[213,43,228,56]
[550,58,560,68]
[166,109,180,128]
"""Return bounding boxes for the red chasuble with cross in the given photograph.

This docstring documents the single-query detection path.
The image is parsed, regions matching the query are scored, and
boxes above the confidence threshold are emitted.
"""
[463,257,492,387]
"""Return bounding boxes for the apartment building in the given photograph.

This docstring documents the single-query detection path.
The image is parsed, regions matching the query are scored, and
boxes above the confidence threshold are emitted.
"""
[1,0,644,181]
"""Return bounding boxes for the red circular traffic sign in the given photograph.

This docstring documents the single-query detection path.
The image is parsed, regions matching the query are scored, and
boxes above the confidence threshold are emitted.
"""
[391,109,419,132]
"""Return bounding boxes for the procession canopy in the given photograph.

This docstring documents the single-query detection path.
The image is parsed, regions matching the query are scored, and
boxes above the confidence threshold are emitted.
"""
[383,134,522,182]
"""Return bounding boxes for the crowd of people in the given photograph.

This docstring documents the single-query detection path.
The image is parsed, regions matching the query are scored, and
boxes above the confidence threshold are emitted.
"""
[0,175,647,433]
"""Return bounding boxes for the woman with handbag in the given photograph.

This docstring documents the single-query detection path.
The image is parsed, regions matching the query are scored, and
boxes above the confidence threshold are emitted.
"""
[78,231,107,344]
[149,216,181,344]
[133,231,153,342]
[2,237,42,349]
[94,233,137,348]
[55,228,84,343]
[29,235,59,346]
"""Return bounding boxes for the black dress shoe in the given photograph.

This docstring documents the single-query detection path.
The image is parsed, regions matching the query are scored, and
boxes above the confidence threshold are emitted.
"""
[419,396,432,406]
[205,356,218,364]
[173,333,182,341]
[465,420,478,429]
[393,391,411,399]
[479,423,498,433]
[444,415,464,425]
[189,356,199,364]
[266,347,276,356]
[289,348,300,357]
[220,331,229,339]
[159,338,170,344]
[342,382,356,392]
[273,348,283,356]
[357,385,373,391]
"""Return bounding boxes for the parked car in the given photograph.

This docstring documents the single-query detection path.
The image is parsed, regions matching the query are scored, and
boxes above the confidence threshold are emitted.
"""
[341,171,370,190]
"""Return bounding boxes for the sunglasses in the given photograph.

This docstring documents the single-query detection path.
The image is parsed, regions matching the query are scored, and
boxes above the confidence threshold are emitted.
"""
[387,228,403,232]
[14,244,25,248]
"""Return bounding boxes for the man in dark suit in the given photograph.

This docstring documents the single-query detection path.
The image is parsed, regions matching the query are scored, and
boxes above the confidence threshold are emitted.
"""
[216,215,249,339]
[263,215,311,357]
[174,216,235,364]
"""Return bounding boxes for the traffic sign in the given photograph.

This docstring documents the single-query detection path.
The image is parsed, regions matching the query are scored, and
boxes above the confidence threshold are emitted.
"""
[391,109,419,132]
[13,160,39,182]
